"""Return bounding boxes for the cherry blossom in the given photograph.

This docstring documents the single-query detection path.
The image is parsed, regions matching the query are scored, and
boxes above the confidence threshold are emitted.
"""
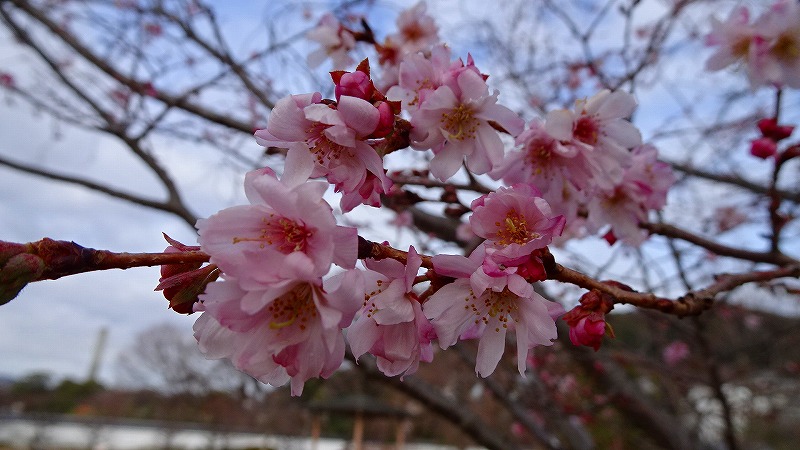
[425,247,563,377]
[705,7,761,80]
[386,44,454,111]
[386,2,439,55]
[586,144,675,246]
[492,119,595,193]
[348,246,435,378]
[254,93,392,212]
[752,0,800,88]
[410,69,524,180]
[307,13,356,69]
[545,90,641,189]
[196,167,357,286]
[194,268,363,396]
[470,183,565,265]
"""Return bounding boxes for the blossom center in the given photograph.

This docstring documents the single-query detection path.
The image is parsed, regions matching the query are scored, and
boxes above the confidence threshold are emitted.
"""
[401,23,425,42]
[573,115,599,145]
[268,283,316,330]
[731,38,752,59]
[772,34,800,61]
[441,104,478,141]
[524,137,556,174]
[233,214,314,254]
[494,209,540,245]
[308,124,353,166]
[487,289,518,319]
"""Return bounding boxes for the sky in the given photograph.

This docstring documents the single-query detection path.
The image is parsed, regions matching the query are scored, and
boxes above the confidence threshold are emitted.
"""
[1,0,799,387]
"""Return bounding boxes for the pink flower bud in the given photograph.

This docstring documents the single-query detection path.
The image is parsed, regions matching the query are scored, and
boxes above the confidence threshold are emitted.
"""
[662,341,690,366]
[750,137,777,159]
[567,315,607,351]
[370,101,395,138]
[334,70,374,101]
[562,290,615,351]
[0,73,14,89]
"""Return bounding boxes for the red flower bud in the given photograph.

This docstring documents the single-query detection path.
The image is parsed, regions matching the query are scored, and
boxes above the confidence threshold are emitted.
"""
[562,290,615,351]
[757,118,795,141]
[156,234,218,314]
[750,137,777,159]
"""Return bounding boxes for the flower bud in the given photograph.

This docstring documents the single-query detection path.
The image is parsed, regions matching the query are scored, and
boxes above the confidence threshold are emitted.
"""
[156,234,218,314]
[757,118,795,142]
[333,70,374,102]
[562,290,615,351]
[750,137,777,159]
[369,101,395,138]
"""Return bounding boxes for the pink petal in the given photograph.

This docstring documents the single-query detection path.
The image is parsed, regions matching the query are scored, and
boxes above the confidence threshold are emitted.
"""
[545,110,575,141]
[338,95,380,137]
[476,323,507,377]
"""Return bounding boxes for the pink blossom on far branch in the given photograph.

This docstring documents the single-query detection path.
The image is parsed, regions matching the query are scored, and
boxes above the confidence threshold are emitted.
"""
[705,1,800,88]
[306,13,356,70]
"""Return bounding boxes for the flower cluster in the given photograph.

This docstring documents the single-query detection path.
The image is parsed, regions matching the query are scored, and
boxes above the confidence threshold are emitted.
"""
[705,0,800,88]
[179,2,679,394]
[492,91,674,245]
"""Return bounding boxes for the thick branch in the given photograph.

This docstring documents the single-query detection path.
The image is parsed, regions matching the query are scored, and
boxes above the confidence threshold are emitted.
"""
[4,238,209,282]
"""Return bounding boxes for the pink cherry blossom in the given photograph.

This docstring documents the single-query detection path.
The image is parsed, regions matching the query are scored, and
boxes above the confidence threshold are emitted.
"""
[410,69,524,180]
[492,119,595,192]
[348,246,435,378]
[254,93,392,212]
[662,341,690,366]
[196,167,357,286]
[586,144,675,245]
[753,1,800,88]
[545,90,641,190]
[194,268,363,396]
[469,183,565,265]
[387,2,439,55]
[386,44,453,111]
[705,7,761,76]
[307,13,356,69]
[424,247,562,377]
